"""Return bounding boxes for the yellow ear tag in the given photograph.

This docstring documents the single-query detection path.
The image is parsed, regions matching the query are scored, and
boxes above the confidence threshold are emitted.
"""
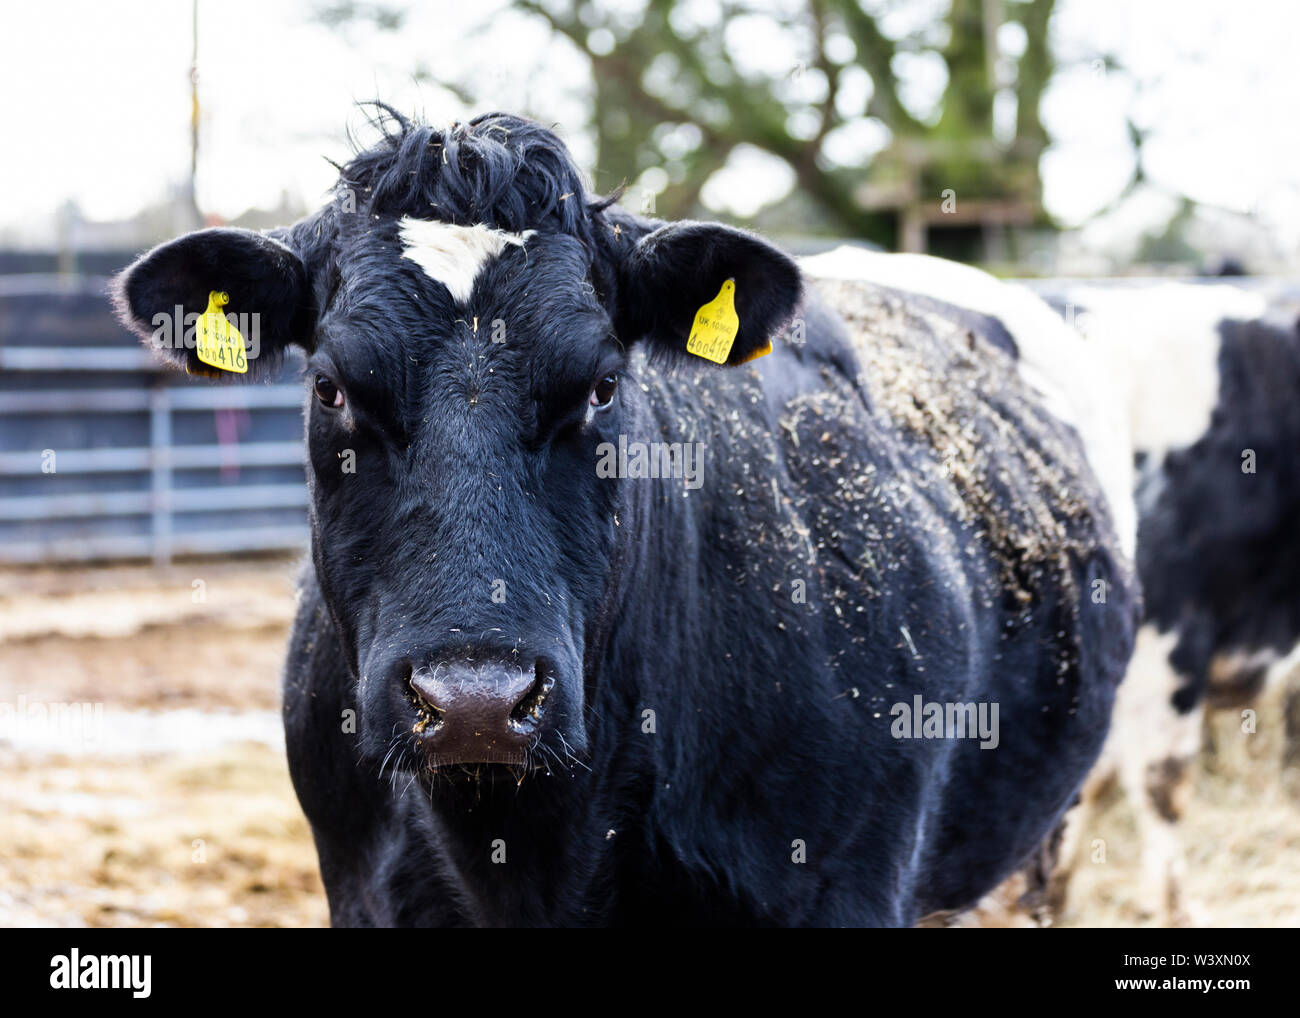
[195,291,248,374]
[686,278,743,364]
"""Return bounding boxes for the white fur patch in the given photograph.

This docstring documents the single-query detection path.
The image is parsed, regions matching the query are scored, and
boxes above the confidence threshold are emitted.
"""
[799,247,1137,559]
[1051,283,1267,464]
[398,217,535,303]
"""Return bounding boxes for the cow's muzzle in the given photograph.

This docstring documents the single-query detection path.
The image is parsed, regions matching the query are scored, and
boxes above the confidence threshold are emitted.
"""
[407,657,555,766]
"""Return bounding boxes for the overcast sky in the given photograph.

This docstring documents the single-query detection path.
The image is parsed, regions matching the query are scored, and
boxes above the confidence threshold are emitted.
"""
[2,0,1297,259]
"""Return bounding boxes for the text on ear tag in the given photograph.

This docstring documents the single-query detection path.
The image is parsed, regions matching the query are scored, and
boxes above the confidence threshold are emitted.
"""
[195,290,248,374]
[686,278,740,364]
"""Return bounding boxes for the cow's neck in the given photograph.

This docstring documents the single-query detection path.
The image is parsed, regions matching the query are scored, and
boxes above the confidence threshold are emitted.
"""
[416,364,790,923]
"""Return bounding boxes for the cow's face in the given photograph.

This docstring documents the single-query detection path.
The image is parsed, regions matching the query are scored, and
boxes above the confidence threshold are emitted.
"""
[113,114,801,780]
[301,224,629,774]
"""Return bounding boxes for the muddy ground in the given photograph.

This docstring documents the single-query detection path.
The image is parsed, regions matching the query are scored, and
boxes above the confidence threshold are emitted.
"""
[1,558,1297,927]
[0,557,325,927]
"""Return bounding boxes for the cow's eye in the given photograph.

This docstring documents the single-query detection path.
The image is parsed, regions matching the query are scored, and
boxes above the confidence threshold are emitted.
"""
[314,374,344,409]
[589,373,618,409]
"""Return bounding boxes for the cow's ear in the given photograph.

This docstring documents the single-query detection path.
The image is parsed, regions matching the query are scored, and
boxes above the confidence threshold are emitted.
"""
[611,221,802,366]
[113,227,313,378]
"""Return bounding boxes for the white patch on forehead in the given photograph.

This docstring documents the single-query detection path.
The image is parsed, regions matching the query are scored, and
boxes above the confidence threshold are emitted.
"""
[397,217,536,303]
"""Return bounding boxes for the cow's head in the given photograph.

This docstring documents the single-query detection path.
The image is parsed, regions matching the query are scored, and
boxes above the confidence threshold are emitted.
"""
[113,109,801,778]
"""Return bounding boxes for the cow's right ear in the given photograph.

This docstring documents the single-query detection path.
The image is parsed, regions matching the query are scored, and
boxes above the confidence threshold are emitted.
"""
[113,227,314,378]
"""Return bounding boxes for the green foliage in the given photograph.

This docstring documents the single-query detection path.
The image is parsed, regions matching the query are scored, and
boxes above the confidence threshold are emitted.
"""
[512,0,1059,247]
[322,0,1067,248]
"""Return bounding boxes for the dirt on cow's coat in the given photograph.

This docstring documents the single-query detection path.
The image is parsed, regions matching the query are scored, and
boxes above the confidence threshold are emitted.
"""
[1,559,1297,928]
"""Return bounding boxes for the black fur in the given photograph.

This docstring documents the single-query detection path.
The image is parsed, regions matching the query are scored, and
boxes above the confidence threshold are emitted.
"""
[112,110,1136,926]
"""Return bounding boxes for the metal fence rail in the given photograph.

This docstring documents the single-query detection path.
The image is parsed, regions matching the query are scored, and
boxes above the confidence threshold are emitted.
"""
[0,275,308,564]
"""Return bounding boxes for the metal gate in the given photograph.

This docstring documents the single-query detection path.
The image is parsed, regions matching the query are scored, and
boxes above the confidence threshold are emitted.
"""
[0,274,309,564]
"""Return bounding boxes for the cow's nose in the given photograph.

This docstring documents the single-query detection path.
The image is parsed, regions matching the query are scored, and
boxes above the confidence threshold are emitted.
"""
[407,657,554,765]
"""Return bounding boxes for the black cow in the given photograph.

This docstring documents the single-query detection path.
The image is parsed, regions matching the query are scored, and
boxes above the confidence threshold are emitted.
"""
[112,109,1138,927]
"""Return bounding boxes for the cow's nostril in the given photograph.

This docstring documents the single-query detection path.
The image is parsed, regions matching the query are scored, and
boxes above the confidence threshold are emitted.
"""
[509,659,555,731]
[408,670,446,735]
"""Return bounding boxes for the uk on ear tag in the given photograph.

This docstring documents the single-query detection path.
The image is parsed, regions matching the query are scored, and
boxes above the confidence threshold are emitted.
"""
[195,291,248,374]
[686,278,742,364]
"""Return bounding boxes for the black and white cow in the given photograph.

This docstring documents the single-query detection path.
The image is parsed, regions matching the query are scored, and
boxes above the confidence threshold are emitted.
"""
[112,109,1138,927]
[1032,282,1300,924]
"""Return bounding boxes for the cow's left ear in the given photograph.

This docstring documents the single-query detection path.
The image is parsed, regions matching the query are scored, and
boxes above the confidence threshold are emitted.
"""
[113,227,314,378]
[611,221,802,366]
